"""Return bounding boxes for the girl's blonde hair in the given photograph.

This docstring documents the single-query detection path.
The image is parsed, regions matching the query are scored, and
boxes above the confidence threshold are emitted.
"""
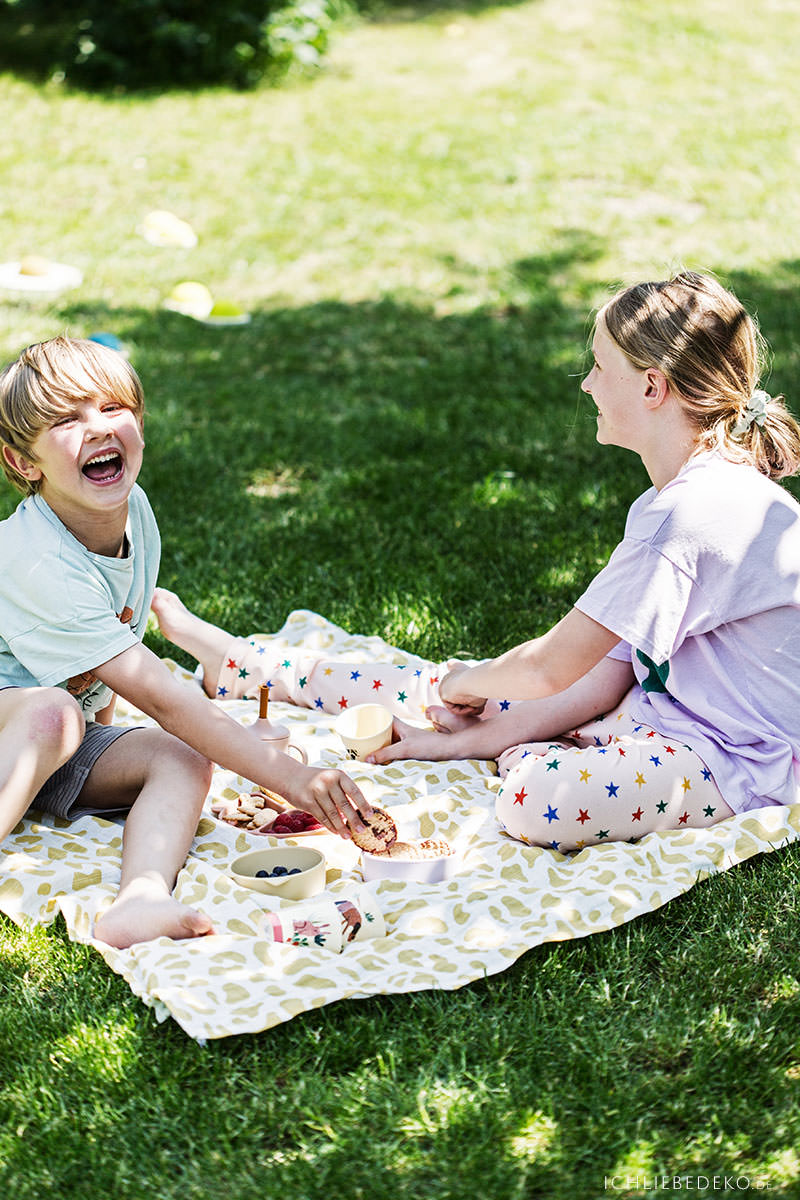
[601,270,800,481]
[0,336,145,495]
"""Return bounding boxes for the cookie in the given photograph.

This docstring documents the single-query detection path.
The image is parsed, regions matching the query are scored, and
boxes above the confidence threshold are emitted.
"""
[383,838,453,861]
[416,838,454,858]
[212,787,291,831]
[350,807,398,854]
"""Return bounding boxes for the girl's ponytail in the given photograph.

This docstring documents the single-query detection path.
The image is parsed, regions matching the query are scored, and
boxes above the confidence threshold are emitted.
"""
[717,386,800,481]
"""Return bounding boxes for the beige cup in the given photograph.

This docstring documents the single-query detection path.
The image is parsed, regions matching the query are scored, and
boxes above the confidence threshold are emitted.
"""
[335,703,393,760]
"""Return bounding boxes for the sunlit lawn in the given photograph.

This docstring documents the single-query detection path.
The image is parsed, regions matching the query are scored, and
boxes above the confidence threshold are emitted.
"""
[1,1,800,1196]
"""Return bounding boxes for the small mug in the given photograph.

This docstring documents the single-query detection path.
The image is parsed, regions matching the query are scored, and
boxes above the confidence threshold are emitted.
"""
[260,731,308,765]
[334,703,393,761]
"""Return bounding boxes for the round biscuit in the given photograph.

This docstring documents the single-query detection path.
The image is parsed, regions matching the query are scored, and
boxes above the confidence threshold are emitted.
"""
[351,806,398,853]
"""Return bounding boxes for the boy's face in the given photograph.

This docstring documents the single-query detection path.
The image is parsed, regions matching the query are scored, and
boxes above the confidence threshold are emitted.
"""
[7,394,144,524]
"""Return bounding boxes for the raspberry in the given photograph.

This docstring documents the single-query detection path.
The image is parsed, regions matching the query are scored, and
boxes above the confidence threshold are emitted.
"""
[272,809,323,833]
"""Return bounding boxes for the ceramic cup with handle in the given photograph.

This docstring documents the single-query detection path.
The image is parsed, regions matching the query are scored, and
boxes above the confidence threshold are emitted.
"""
[252,683,307,764]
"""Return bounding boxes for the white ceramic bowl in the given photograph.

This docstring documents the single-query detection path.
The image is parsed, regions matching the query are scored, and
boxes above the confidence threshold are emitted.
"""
[231,846,326,900]
[361,845,457,884]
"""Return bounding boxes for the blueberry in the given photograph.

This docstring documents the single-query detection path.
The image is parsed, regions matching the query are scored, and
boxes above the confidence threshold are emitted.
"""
[255,869,269,878]
[272,865,289,876]
[289,868,301,875]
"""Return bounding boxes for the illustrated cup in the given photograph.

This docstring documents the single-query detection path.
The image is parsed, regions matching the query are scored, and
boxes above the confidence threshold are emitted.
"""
[334,703,393,760]
[252,886,385,952]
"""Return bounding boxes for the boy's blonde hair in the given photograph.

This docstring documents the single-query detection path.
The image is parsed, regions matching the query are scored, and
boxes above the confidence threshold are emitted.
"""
[0,336,145,495]
[601,270,800,481]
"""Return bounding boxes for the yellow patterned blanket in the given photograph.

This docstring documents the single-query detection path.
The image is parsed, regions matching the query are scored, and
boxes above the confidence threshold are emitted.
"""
[1,611,798,1042]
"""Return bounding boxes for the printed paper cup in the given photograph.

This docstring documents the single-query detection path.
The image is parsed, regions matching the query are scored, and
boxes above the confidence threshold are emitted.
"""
[335,703,393,760]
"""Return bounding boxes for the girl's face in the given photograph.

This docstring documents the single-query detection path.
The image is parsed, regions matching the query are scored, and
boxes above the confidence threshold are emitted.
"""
[581,316,650,452]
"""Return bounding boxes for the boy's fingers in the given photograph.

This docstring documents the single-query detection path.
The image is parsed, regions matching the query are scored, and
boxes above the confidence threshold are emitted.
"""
[339,773,371,818]
[322,771,372,837]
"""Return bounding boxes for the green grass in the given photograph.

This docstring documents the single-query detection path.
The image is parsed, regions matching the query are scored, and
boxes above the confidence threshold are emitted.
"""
[2,0,800,1195]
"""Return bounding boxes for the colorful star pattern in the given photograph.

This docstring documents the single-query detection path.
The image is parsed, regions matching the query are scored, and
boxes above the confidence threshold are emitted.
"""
[212,642,727,855]
[493,712,726,852]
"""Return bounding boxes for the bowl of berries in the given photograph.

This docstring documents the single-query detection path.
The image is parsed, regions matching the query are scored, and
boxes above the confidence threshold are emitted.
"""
[257,808,326,837]
[230,846,326,900]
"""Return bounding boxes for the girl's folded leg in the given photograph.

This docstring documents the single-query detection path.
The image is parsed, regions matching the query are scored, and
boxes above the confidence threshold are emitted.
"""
[495,707,733,851]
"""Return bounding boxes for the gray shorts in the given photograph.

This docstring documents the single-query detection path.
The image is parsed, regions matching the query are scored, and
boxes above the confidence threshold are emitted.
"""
[32,721,139,820]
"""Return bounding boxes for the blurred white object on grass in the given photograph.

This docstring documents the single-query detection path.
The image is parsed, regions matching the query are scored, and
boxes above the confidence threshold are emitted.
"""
[139,209,198,248]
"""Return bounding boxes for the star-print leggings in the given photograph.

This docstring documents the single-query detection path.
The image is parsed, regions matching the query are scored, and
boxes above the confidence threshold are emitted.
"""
[215,637,733,850]
[494,703,732,850]
[214,636,506,722]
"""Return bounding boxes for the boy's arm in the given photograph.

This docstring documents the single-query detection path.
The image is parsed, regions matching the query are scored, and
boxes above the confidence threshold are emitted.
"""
[371,654,635,764]
[94,641,370,836]
[438,608,621,712]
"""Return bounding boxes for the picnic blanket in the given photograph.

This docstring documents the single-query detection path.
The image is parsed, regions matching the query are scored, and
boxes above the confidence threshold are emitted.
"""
[1,609,799,1042]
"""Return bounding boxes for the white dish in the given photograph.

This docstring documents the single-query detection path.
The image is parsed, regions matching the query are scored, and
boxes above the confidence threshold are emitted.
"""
[0,261,82,293]
[361,847,457,884]
[138,210,198,248]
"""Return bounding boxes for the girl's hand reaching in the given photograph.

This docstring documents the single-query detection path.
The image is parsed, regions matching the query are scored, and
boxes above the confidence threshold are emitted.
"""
[438,661,487,717]
[366,718,466,764]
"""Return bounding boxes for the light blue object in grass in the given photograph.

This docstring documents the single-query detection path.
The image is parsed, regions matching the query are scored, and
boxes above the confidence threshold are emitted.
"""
[88,332,125,354]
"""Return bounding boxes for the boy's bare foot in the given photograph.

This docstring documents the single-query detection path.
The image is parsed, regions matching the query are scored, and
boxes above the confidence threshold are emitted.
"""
[150,588,228,698]
[94,876,214,949]
[425,704,482,734]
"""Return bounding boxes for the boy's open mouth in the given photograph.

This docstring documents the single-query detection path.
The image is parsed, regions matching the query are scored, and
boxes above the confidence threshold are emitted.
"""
[82,450,123,482]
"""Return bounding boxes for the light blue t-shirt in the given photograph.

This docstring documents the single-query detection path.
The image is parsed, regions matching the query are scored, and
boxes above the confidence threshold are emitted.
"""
[576,452,800,813]
[0,484,160,716]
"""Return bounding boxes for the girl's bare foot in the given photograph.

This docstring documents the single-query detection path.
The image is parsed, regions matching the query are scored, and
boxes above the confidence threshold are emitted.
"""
[150,588,228,698]
[94,876,214,950]
[425,704,482,734]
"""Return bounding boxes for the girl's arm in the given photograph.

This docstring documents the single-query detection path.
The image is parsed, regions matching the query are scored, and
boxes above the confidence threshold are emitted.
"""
[94,641,370,837]
[370,653,634,764]
[439,608,621,711]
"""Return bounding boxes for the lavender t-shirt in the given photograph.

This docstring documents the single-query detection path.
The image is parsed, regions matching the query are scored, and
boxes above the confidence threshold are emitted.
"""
[576,452,800,813]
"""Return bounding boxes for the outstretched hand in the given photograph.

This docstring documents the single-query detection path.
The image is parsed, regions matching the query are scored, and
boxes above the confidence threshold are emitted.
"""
[438,660,487,717]
[366,717,466,765]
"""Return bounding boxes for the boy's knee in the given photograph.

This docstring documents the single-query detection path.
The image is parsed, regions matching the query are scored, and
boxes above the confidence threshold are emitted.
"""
[24,689,85,755]
[192,748,215,793]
